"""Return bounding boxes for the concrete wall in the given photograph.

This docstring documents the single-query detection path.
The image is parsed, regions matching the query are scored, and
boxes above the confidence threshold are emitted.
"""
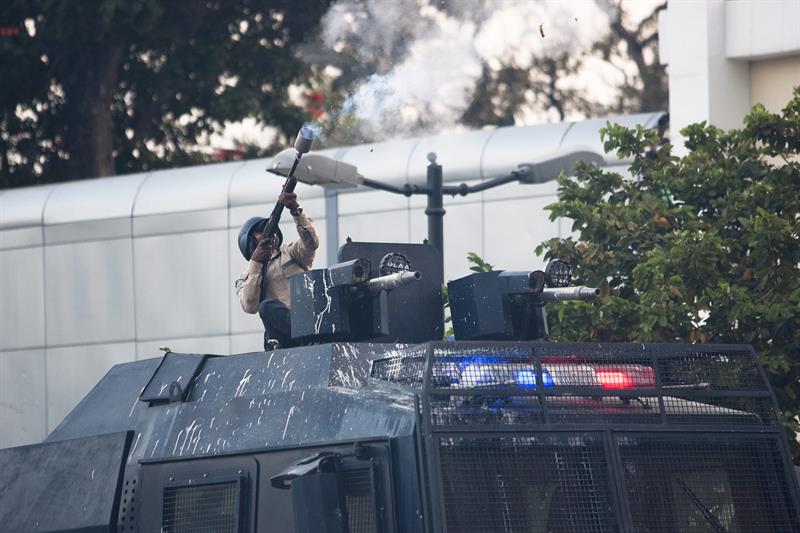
[660,0,800,152]
[0,114,661,448]
[751,55,800,112]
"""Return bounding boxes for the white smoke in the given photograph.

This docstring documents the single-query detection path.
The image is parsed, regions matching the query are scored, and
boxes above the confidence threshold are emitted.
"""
[321,0,425,67]
[317,0,616,141]
[341,8,481,139]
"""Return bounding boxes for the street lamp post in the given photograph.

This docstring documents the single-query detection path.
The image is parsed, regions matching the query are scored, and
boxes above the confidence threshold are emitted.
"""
[425,153,444,255]
[268,145,604,276]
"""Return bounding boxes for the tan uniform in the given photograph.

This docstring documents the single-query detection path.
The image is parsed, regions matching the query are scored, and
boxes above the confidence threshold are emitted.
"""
[236,212,319,313]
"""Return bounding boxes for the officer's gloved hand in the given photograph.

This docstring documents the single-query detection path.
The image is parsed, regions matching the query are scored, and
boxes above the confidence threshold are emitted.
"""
[279,192,299,211]
[251,234,277,264]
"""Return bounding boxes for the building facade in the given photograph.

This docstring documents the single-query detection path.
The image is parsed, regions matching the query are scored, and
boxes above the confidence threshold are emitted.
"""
[659,0,800,151]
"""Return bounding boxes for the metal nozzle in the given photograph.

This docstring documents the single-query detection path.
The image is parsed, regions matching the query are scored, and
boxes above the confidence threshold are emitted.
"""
[294,125,317,154]
[538,286,600,302]
[366,271,421,293]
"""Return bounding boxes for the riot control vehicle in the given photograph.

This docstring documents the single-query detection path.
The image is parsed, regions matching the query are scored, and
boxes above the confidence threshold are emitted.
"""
[0,239,798,533]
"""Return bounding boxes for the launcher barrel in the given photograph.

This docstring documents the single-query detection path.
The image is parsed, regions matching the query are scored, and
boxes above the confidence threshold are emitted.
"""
[538,286,600,302]
[367,271,422,293]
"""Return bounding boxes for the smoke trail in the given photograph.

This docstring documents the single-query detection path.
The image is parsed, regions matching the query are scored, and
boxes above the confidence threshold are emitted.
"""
[340,6,481,140]
[314,0,614,141]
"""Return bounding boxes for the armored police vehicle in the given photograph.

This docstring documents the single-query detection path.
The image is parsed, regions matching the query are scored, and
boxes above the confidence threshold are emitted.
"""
[0,240,798,533]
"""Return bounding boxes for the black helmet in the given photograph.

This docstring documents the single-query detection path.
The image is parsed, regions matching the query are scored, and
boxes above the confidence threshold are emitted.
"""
[237,217,282,261]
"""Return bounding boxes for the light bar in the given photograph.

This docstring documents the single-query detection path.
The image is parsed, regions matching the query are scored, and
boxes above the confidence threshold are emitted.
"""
[440,355,556,389]
[592,365,656,390]
[545,363,599,387]
[515,369,555,388]
[594,370,634,390]
[434,356,655,391]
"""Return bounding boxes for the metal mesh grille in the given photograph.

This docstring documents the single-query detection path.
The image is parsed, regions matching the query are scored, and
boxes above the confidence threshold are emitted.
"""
[617,434,800,533]
[546,395,661,424]
[417,343,796,533]
[343,468,377,533]
[663,395,777,425]
[402,342,779,429]
[431,395,543,426]
[370,345,427,388]
[439,435,617,533]
[431,345,532,389]
[653,347,766,391]
[162,481,238,533]
[538,343,655,391]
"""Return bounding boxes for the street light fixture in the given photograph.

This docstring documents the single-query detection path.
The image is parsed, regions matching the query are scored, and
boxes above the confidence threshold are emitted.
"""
[268,148,363,189]
[266,144,604,274]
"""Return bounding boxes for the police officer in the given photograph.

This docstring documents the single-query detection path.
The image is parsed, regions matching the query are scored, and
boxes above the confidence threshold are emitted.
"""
[236,192,319,349]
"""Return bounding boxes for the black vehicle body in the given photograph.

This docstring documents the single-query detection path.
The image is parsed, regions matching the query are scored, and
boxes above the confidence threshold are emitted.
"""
[1,242,798,532]
[1,341,798,533]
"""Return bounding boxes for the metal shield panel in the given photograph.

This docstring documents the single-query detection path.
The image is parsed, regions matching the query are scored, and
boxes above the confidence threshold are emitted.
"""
[46,341,136,432]
[338,241,443,342]
[0,246,45,350]
[133,230,229,340]
[0,348,46,448]
[0,431,131,532]
[45,239,135,346]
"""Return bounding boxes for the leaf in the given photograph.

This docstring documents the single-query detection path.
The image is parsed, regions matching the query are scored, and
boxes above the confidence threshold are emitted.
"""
[466,252,494,273]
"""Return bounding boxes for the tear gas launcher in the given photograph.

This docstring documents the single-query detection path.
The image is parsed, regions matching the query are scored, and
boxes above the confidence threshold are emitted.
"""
[260,125,317,246]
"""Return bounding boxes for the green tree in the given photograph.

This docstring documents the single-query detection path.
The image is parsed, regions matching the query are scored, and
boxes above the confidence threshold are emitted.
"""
[536,89,800,459]
[0,0,330,188]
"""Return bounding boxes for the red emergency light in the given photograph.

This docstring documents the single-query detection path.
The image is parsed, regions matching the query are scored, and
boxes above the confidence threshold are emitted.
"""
[593,366,655,390]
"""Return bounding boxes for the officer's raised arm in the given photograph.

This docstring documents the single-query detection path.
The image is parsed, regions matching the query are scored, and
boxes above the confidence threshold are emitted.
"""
[282,192,319,269]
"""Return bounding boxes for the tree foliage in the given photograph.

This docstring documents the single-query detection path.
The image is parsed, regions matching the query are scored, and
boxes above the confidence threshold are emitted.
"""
[536,89,800,459]
[0,0,330,188]
[595,0,667,115]
[466,251,494,273]
[462,0,667,128]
